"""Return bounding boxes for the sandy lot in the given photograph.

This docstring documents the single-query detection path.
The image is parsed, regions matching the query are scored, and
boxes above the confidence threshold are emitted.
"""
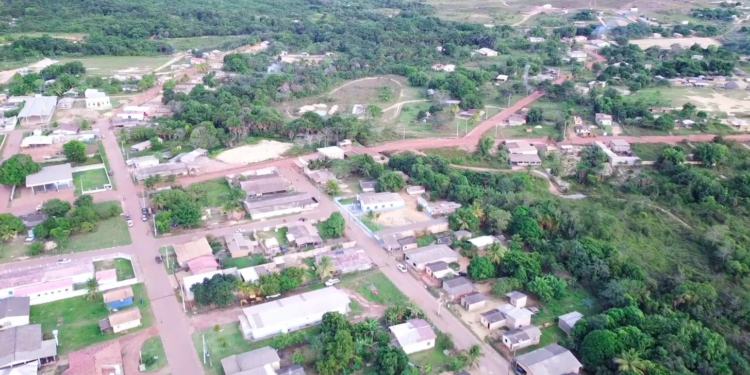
[374,192,431,227]
[0,58,58,84]
[630,37,721,49]
[215,140,293,164]
[686,92,750,112]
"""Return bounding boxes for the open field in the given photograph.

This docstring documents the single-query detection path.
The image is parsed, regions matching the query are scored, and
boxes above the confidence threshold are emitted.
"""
[164,35,250,51]
[215,140,293,165]
[628,86,750,113]
[187,179,234,209]
[630,37,721,49]
[73,168,110,195]
[31,283,153,354]
[392,103,499,138]
[424,147,510,169]
[94,258,135,281]
[142,337,168,372]
[0,32,86,42]
[339,271,409,307]
[631,143,689,161]
[58,56,175,75]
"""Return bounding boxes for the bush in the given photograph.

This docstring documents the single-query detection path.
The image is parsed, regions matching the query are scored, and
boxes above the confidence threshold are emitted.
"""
[468,257,496,281]
[319,212,345,239]
[436,331,455,351]
[28,242,44,256]
[271,330,308,350]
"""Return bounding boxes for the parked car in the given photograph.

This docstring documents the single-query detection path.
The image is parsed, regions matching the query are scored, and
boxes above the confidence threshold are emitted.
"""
[108,170,114,176]
[25,230,35,243]
[236,229,246,233]
[127,219,134,227]
[298,218,307,222]
[396,264,407,273]
[141,214,148,222]
[57,258,71,264]
[324,278,341,287]
[155,255,163,264]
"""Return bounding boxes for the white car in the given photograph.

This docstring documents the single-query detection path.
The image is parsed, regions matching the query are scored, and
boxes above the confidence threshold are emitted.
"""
[324,278,341,287]
[57,258,71,264]
[236,229,247,233]
[127,219,134,227]
[396,264,407,273]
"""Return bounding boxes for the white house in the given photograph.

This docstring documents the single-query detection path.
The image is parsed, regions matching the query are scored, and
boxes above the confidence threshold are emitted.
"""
[480,303,533,330]
[476,48,499,57]
[84,89,111,110]
[595,113,613,126]
[317,146,345,160]
[608,139,631,153]
[495,75,509,82]
[126,155,160,169]
[503,325,542,351]
[358,192,405,212]
[238,287,350,340]
[529,37,546,43]
[506,140,538,155]
[404,244,459,271]
[390,319,436,354]
[567,50,587,63]
[468,235,497,249]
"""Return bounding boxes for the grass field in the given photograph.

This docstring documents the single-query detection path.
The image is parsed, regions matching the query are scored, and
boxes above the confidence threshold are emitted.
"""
[409,346,451,371]
[361,218,384,232]
[221,254,269,270]
[98,141,116,190]
[164,35,251,51]
[339,271,409,307]
[94,258,135,280]
[631,143,689,161]
[494,124,561,140]
[424,147,510,169]
[187,179,234,209]
[73,168,111,195]
[142,337,168,372]
[63,216,132,252]
[58,56,174,76]
[31,283,153,354]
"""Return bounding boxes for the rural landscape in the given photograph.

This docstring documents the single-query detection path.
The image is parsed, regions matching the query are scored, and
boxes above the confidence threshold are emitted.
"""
[2,0,750,375]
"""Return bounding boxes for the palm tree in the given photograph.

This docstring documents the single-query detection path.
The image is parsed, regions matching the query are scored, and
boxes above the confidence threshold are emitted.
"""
[84,278,100,301]
[362,318,379,339]
[317,256,335,280]
[486,242,506,264]
[470,202,485,223]
[237,281,260,299]
[614,349,650,374]
[466,345,482,367]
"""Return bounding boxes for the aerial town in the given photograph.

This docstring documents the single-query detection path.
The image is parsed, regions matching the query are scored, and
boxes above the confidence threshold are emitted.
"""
[0,0,750,375]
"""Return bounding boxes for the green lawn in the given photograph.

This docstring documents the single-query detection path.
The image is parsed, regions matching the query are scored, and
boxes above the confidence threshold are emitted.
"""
[409,347,451,372]
[62,216,132,253]
[361,218,383,232]
[94,258,135,281]
[423,147,510,170]
[257,228,288,247]
[221,254,269,270]
[631,143,688,161]
[349,300,364,315]
[340,271,408,307]
[30,283,153,354]
[417,235,435,247]
[339,197,357,205]
[142,337,168,372]
[192,324,285,375]
[187,179,234,209]
[73,168,111,195]
[495,124,562,140]
[98,141,116,189]
[58,56,174,75]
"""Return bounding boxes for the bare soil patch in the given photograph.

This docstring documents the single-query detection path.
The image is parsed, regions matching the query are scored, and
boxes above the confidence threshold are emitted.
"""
[630,37,721,49]
[215,140,293,165]
[373,192,431,227]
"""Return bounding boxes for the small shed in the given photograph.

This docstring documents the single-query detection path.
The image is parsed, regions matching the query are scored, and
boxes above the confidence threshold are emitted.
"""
[442,277,475,300]
[359,181,376,193]
[102,287,134,310]
[725,81,741,90]
[460,292,487,311]
[425,261,453,279]
[506,291,528,308]
[558,311,584,335]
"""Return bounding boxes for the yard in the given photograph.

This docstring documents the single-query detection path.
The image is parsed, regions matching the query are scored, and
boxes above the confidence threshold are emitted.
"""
[98,141,116,190]
[30,283,153,354]
[94,258,136,281]
[63,216,132,252]
[141,337,168,372]
[72,168,111,195]
[631,143,688,161]
[361,218,384,232]
[187,179,235,209]
[339,271,409,307]
[492,124,562,140]
[221,254,269,270]
[256,228,288,247]
[423,147,510,170]
[58,56,175,76]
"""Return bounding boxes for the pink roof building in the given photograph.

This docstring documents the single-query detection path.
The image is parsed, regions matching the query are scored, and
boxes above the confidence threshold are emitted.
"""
[96,269,118,285]
[187,255,219,275]
[14,278,73,297]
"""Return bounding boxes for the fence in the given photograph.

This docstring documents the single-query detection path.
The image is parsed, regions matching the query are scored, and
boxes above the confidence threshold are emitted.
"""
[72,164,114,194]
[333,197,376,240]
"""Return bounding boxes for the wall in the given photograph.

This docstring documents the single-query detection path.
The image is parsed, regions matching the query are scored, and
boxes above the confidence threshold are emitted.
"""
[0,316,30,330]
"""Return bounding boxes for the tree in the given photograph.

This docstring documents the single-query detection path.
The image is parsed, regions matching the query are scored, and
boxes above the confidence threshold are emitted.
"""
[509,207,542,240]
[63,141,87,163]
[317,256,335,280]
[42,199,72,217]
[0,214,25,242]
[170,202,202,227]
[653,114,675,131]
[408,72,429,87]
[693,142,728,166]
[681,102,697,118]
[191,274,238,306]
[527,107,544,124]
[527,275,567,302]
[375,347,410,375]
[614,349,650,375]
[0,155,41,186]
[486,242,506,264]
[468,257,496,281]
[138,74,156,90]
[656,146,686,167]
[485,207,511,234]
[450,208,480,231]
[376,171,406,192]
[149,136,163,151]
[84,278,100,301]
[580,330,623,368]
[317,329,355,375]
[50,227,70,248]
[467,345,482,368]
[500,250,542,283]
[477,136,494,158]
[326,180,342,196]
[378,87,394,102]
[74,195,94,207]
[319,212,345,239]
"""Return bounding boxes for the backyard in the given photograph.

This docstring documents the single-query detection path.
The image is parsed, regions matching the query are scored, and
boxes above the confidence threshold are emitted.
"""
[142,337,168,372]
[339,271,409,307]
[73,168,111,195]
[30,283,153,354]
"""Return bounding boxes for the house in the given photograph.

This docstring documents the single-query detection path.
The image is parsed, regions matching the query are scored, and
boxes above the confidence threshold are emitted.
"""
[130,138,161,153]
[133,163,197,181]
[317,146,345,160]
[558,311,584,335]
[679,119,695,128]
[18,213,47,228]
[63,340,123,375]
[0,262,94,302]
[443,64,456,72]
[173,237,214,266]
[729,119,750,131]
[436,234,453,247]
[99,308,141,334]
[17,96,57,124]
[475,48,498,56]
[506,291,528,308]
[460,292,487,311]
[404,244,459,271]
[221,347,280,375]
[358,192,405,213]
[506,140,538,155]
[528,37,545,43]
[567,51,587,63]
[306,169,337,185]
[96,269,117,286]
[316,248,373,275]
[240,173,290,197]
[480,304,533,330]
[442,277,475,300]
[595,141,640,166]
[237,265,271,283]
[84,89,111,109]
[425,261,454,279]
[0,297,30,331]
[286,222,323,248]
[25,163,74,194]
[468,236,495,249]
[170,148,207,163]
[243,192,319,220]
[377,217,449,251]
[691,55,704,61]
[102,287,134,310]
[337,139,352,148]
[417,197,461,217]
[454,230,471,240]
[510,154,542,167]
[590,39,610,48]
[389,319,436,354]
[0,117,17,131]
[512,344,583,375]
[396,235,418,251]
[608,139,631,153]
[508,114,527,126]
[574,126,590,136]
[187,256,220,275]
[359,180,376,193]
[238,287,350,340]
[595,113,613,126]
[224,233,259,258]
[51,123,79,135]
[503,325,542,351]
[0,325,57,369]
[573,36,588,43]
[495,75,509,82]
[406,185,425,195]
[126,155,159,169]
[726,81,741,90]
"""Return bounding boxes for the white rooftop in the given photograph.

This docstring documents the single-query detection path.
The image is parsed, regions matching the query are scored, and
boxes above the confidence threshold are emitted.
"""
[242,287,350,331]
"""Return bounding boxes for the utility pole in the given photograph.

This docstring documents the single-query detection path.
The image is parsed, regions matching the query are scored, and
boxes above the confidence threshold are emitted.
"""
[437,292,444,316]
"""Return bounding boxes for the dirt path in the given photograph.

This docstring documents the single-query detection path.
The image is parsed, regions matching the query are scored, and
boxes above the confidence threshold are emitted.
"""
[190,306,244,331]
[119,327,171,375]
[153,53,188,73]
[341,289,387,321]
[330,77,380,95]
[383,99,428,119]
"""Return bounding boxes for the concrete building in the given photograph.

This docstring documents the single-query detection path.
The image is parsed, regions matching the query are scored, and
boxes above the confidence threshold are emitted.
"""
[358,192,405,213]
[133,163,197,181]
[506,140,538,155]
[503,325,542,351]
[404,244,459,271]
[221,347,280,375]
[240,173,290,197]
[608,139,631,153]
[19,213,47,229]
[442,277,475,300]
[317,146,345,160]
[359,180,376,193]
[126,155,159,169]
[51,123,79,135]
[169,148,207,164]
[243,192,319,220]
[238,287,350,340]
[116,106,149,121]
[286,222,323,248]
[316,248,373,275]
[558,311,584,335]
[0,261,93,302]
[130,138,161,153]
[237,266,271,283]
[425,261,455,279]
[506,291,528,308]
[508,114,527,126]
[468,235,497,249]
[406,185,425,195]
[595,141,640,166]
[63,340,123,375]
[389,319,436,354]
[475,48,499,56]
[567,50,587,63]
[0,117,17,132]
[0,325,57,369]
[480,304,533,330]
[102,287,134,310]
[512,344,582,375]
[595,113,613,126]
[173,237,214,266]
[25,163,74,194]
[186,256,219,275]
[510,154,542,166]
[417,197,461,217]
[224,233,259,258]
[17,96,57,124]
[0,297,30,331]
[460,292,487,311]
[84,89,111,110]
[376,218,449,251]
[100,308,141,334]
